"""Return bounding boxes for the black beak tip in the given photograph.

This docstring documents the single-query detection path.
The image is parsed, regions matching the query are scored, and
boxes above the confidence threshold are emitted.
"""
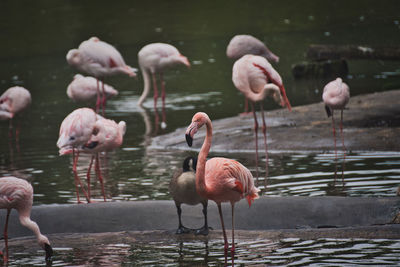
[185,134,193,147]
[45,244,53,262]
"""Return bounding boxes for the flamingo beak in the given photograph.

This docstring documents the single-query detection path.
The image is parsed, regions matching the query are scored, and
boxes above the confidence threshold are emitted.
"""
[180,55,191,68]
[84,141,99,149]
[45,243,53,262]
[185,122,198,147]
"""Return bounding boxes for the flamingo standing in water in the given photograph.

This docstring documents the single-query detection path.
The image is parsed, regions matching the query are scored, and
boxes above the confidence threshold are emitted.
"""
[57,108,99,203]
[185,112,259,266]
[322,78,350,182]
[66,37,137,114]
[67,74,118,107]
[0,86,31,140]
[227,34,280,114]
[232,55,291,181]
[137,43,190,129]
[169,156,209,235]
[0,176,53,263]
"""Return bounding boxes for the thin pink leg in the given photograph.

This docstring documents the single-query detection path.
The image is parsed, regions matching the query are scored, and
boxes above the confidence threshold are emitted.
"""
[251,102,259,184]
[340,110,346,183]
[231,204,236,267]
[239,97,251,116]
[160,72,167,128]
[101,80,106,116]
[331,112,338,182]
[86,155,95,201]
[3,209,10,262]
[72,149,90,203]
[260,103,269,183]
[217,203,228,266]
[95,154,106,201]
[152,73,160,133]
[96,79,101,113]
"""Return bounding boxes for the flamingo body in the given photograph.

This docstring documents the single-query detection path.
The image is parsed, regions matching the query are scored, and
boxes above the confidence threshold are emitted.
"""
[322,78,350,114]
[67,74,118,103]
[227,34,279,63]
[66,37,136,78]
[0,86,31,120]
[0,176,53,262]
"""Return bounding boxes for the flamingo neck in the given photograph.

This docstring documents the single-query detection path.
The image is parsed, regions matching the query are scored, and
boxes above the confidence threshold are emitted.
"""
[138,67,151,106]
[245,84,280,103]
[19,215,45,245]
[196,119,212,197]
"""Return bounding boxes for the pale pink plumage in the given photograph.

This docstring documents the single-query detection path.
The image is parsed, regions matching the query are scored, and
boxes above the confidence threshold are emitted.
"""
[138,43,190,129]
[322,78,350,182]
[226,34,280,63]
[0,86,31,120]
[185,112,259,266]
[67,74,118,103]
[0,176,53,262]
[232,54,291,181]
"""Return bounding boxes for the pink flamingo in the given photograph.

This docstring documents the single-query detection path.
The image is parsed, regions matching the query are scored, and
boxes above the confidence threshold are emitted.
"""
[169,156,209,235]
[232,54,291,181]
[66,37,137,114]
[137,43,190,129]
[185,112,259,266]
[57,108,99,203]
[80,117,126,201]
[227,34,280,114]
[0,86,31,141]
[0,176,53,263]
[322,78,350,182]
[67,74,118,107]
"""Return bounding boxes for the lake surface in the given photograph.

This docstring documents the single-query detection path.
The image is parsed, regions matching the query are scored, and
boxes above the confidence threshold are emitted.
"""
[0,0,399,265]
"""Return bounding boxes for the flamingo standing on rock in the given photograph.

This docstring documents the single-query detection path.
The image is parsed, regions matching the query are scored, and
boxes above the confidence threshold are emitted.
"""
[185,112,260,266]
[232,55,292,182]
[227,34,280,114]
[169,156,209,235]
[0,176,53,263]
[66,37,137,114]
[322,77,350,182]
[67,74,118,107]
[137,43,190,129]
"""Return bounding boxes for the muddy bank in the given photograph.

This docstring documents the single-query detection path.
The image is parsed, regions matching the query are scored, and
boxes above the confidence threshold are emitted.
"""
[150,90,400,153]
[1,196,399,238]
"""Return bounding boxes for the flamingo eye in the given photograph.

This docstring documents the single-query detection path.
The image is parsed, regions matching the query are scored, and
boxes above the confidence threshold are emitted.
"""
[69,136,75,141]
[92,127,99,136]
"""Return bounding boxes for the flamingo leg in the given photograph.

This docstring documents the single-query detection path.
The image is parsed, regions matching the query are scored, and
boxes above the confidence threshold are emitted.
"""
[101,80,106,116]
[72,149,90,203]
[217,203,228,266]
[2,209,11,263]
[340,110,346,183]
[195,201,209,236]
[160,72,167,129]
[95,79,101,113]
[260,103,269,183]
[86,155,95,201]
[251,102,260,184]
[152,73,160,133]
[15,122,20,154]
[331,111,338,182]
[95,154,106,201]
[231,203,235,267]
[239,97,251,116]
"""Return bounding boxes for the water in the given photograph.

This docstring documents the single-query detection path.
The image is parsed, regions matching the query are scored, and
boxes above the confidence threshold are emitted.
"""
[0,0,400,265]
[6,236,400,266]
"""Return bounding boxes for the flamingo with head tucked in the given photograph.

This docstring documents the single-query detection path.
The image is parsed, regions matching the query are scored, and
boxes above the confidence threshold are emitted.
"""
[169,156,209,235]
[0,176,53,263]
[322,77,350,181]
[227,34,280,114]
[185,112,259,266]
[137,43,190,129]
[67,74,118,107]
[232,54,291,182]
[66,37,137,114]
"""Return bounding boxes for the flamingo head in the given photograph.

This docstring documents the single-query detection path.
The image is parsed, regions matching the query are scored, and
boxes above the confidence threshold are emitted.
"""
[38,235,53,262]
[185,112,209,147]
[66,49,81,67]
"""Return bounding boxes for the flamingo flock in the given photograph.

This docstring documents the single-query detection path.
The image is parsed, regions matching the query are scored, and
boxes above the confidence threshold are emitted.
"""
[0,34,352,266]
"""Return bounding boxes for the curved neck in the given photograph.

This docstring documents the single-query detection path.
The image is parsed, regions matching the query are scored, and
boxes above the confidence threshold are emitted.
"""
[138,67,151,106]
[196,119,212,196]
[19,215,44,244]
[245,83,280,103]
